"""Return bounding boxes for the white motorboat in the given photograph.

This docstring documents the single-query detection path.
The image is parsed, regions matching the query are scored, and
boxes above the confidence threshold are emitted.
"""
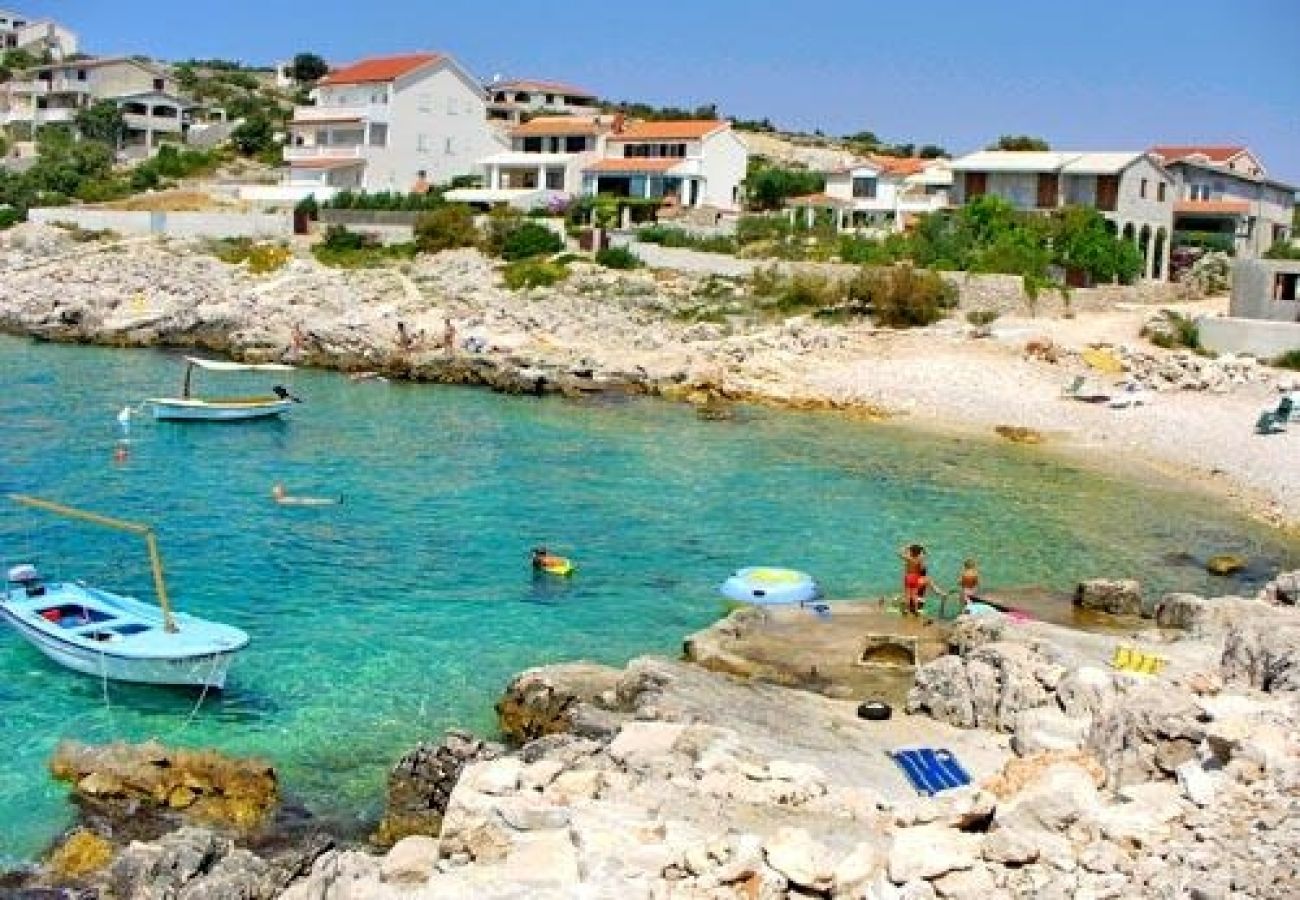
[145,357,299,421]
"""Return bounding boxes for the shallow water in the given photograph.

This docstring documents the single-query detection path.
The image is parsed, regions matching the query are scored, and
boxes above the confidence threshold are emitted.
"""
[1,335,1296,861]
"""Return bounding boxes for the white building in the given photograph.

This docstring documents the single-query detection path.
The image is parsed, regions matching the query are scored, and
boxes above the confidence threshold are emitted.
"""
[282,52,504,199]
[0,7,77,60]
[0,57,209,155]
[950,150,1176,280]
[1149,145,1295,260]
[446,115,605,208]
[786,155,952,232]
[582,119,747,212]
[484,78,598,126]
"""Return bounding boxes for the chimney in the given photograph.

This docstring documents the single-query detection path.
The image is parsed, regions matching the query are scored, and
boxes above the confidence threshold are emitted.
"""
[612,112,625,134]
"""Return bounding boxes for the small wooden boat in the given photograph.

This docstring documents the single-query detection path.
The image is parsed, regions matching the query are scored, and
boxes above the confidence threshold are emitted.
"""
[0,495,249,689]
[145,357,298,421]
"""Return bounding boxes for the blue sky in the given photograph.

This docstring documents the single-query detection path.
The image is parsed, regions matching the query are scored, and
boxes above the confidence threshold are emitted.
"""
[29,0,1300,182]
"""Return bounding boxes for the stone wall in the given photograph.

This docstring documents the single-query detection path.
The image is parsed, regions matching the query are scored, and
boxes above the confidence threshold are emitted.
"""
[28,207,292,239]
[1200,316,1300,358]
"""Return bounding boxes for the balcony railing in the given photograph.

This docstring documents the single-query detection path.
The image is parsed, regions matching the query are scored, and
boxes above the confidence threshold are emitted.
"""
[291,103,388,125]
[123,112,184,132]
[8,78,90,95]
[283,144,366,162]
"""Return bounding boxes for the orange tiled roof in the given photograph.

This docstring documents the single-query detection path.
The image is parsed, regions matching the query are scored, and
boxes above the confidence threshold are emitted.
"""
[320,53,443,86]
[868,155,931,177]
[584,157,685,173]
[1150,145,1247,164]
[510,116,602,138]
[1174,199,1250,215]
[609,120,726,141]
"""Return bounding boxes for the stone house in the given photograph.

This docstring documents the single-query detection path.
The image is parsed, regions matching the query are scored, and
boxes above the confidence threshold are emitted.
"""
[1149,146,1295,260]
[0,7,77,59]
[950,150,1176,280]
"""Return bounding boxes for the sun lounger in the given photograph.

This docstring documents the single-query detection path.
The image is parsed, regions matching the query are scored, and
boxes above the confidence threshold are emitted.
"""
[889,748,972,796]
[1063,375,1111,403]
[1110,643,1168,675]
[1107,382,1148,409]
[1256,396,1294,435]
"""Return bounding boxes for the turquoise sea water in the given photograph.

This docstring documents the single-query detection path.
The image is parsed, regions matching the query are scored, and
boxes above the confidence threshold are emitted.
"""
[1,334,1297,861]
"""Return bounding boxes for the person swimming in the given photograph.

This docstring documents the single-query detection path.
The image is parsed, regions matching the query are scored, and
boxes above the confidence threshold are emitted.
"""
[271,483,342,506]
[532,546,565,570]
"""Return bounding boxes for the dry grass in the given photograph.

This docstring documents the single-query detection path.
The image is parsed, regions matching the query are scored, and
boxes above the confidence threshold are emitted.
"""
[97,191,242,212]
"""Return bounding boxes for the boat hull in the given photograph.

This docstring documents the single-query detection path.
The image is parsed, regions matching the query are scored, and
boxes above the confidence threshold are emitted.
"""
[146,398,294,421]
[1,608,237,687]
[0,581,248,690]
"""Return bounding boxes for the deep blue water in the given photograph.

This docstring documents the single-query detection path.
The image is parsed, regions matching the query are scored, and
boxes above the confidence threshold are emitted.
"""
[1,334,1296,861]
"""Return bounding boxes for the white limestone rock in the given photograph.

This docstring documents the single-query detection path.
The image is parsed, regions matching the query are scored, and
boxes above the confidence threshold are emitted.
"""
[887,824,980,883]
[379,835,439,884]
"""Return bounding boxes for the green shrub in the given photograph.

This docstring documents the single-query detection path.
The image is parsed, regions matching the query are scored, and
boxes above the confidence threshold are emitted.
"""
[1142,309,1202,351]
[208,236,254,264]
[500,220,564,261]
[851,265,957,327]
[966,309,1001,327]
[1264,240,1300,261]
[594,245,643,270]
[735,215,792,245]
[413,205,479,253]
[295,194,319,219]
[502,259,569,290]
[247,243,292,274]
[312,227,416,268]
[50,221,117,242]
[1272,350,1300,371]
[635,224,738,254]
[0,206,22,229]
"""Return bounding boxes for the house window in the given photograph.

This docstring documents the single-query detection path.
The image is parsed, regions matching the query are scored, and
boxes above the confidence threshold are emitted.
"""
[852,177,877,199]
[153,78,164,91]
[1139,178,1148,199]
[1157,182,1166,202]
[418,93,431,113]
[369,123,388,147]
[447,97,457,115]
[545,168,564,190]
[565,135,586,153]
[523,137,542,152]
[76,69,87,81]
[444,136,454,154]
[416,133,429,152]
[546,94,556,104]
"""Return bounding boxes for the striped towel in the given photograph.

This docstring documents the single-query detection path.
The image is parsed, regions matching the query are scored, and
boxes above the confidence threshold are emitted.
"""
[889,748,972,796]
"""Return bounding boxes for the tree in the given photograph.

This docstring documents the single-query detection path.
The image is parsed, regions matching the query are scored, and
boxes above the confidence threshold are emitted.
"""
[74,100,127,147]
[289,53,329,84]
[989,134,1051,151]
[230,115,275,156]
[744,160,824,211]
[918,144,948,159]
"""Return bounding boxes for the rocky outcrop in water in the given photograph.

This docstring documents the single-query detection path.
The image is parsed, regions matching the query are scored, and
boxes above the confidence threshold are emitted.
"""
[49,740,278,833]
[374,730,502,846]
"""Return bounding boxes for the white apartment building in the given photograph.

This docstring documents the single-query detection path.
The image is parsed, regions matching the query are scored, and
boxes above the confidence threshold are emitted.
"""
[484,78,598,125]
[0,57,204,154]
[445,115,604,207]
[582,119,748,211]
[787,155,952,232]
[950,150,1176,280]
[282,52,504,198]
[0,7,77,59]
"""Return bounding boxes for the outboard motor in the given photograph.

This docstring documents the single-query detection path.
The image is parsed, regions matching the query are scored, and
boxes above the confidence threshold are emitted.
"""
[7,563,45,597]
[273,384,303,403]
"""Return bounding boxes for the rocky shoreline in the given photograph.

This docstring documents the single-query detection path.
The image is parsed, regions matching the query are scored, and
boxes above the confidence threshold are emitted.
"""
[7,572,1299,899]
[4,222,1299,531]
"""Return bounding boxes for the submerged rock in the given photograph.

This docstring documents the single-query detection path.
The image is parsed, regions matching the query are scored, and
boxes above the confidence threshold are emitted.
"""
[1206,554,1247,576]
[48,740,278,833]
[1074,579,1142,616]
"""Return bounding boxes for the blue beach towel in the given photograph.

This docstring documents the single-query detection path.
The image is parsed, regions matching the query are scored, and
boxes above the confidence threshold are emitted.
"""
[889,748,972,796]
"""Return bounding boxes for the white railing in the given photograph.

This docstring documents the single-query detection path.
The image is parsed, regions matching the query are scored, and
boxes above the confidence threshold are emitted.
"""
[282,145,366,162]
[123,113,184,132]
[291,103,388,124]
